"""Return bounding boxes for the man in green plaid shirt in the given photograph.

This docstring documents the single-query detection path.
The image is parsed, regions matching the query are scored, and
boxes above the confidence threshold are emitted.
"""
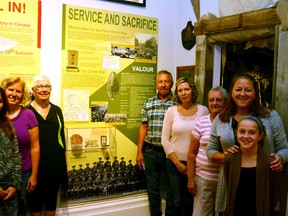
[136,70,176,216]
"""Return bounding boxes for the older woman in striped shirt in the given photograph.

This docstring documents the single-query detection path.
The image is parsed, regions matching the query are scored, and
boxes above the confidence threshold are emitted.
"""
[187,86,227,216]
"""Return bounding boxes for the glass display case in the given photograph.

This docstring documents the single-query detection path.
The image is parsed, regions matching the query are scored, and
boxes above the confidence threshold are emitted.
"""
[65,122,117,169]
[62,122,146,202]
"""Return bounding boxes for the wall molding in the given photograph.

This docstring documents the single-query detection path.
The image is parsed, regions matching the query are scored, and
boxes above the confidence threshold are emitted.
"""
[57,193,150,216]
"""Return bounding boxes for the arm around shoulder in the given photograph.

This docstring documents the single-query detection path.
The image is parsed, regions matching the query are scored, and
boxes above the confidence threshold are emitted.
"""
[206,117,224,162]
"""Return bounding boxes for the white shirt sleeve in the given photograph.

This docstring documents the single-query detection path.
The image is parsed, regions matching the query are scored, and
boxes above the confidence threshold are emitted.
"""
[161,106,175,156]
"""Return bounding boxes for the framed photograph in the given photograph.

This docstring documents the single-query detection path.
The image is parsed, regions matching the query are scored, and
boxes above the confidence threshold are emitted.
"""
[104,0,146,7]
[176,65,195,80]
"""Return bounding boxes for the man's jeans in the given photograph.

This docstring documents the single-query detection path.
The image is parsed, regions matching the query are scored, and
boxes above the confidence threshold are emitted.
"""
[144,143,173,216]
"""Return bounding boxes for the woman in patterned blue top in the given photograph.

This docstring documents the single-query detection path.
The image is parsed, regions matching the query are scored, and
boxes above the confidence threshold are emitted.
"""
[0,87,22,216]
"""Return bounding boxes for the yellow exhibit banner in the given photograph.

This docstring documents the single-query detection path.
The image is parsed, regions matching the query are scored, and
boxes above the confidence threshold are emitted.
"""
[0,0,41,86]
[62,4,158,169]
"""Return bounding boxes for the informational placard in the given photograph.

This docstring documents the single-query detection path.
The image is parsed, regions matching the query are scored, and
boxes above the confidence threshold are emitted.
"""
[62,4,158,144]
[0,0,41,86]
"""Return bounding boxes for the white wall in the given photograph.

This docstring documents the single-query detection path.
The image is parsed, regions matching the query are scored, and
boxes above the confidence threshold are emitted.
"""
[200,0,219,17]
[175,0,219,79]
[175,1,195,68]
[40,0,220,105]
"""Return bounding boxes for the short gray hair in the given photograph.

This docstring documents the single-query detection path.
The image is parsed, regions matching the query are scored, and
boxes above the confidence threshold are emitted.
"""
[32,75,51,87]
[208,86,228,100]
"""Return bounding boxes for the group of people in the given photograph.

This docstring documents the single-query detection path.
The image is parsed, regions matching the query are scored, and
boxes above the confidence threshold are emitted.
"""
[137,70,288,216]
[1,70,287,216]
[0,75,67,216]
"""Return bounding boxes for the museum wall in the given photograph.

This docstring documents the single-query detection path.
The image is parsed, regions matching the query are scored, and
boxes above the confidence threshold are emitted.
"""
[37,0,220,164]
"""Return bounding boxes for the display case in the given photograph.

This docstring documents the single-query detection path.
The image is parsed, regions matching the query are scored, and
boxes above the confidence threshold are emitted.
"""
[65,122,117,170]
[62,122,146,202]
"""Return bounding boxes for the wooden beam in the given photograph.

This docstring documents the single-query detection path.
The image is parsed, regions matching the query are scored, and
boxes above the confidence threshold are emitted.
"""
[276,0,288,31]
[194,7,281,36]
[274,26,288,133]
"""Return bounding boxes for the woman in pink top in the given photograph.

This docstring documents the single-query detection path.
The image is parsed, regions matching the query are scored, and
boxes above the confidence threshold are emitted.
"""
[162,77,209,216]
[187,86,227,216]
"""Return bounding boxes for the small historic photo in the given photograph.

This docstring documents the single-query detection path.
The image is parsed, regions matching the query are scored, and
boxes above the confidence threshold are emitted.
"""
[111,43,135,59]
[135,33,157,62]
[104,113,127,123]
[91,101,108,122]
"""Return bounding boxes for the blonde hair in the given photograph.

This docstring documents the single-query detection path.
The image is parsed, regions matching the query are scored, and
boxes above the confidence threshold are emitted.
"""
[0,77,29,106]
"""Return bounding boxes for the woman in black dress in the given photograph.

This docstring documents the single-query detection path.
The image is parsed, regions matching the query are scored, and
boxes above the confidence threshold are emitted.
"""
[27,75,67,216]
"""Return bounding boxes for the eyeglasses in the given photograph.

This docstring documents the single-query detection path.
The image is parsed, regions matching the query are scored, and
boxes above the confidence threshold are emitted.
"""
[34,85,52,90]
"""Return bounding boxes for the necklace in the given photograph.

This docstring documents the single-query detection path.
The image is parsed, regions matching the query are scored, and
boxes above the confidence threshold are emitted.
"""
[32,101,51,118]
